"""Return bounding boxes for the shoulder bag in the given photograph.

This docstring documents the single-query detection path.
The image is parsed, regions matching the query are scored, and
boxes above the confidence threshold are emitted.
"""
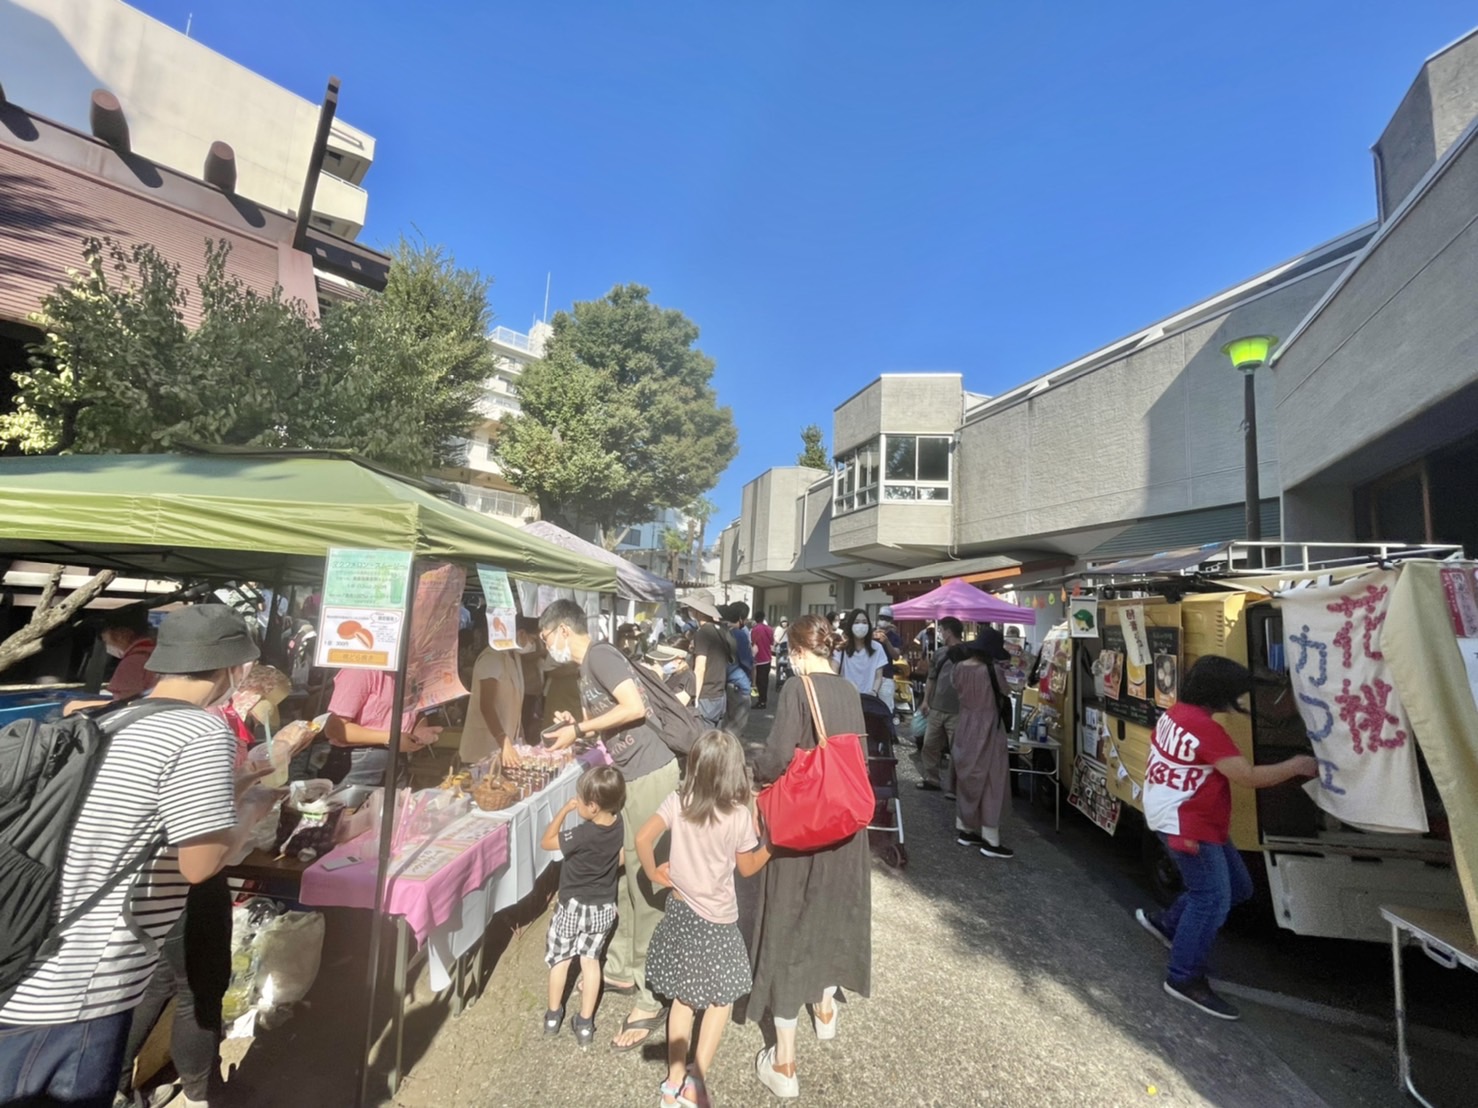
[756,675,873,851]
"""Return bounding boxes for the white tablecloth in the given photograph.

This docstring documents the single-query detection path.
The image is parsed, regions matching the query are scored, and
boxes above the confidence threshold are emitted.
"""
[424,764,581,990]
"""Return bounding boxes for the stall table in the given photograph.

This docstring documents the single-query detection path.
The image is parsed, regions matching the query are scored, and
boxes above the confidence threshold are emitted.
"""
[1007,736,1062,831]
[1380,905,1478,1108]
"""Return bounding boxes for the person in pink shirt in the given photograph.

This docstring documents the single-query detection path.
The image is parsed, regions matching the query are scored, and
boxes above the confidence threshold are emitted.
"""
[322,669,441,786]
[636,731,771,1108]
[750,614,775,710]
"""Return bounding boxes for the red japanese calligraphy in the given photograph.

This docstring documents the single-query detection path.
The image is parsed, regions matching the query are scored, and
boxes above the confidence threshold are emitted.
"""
[1333,677,1407,754]
[1326,584,1388,668]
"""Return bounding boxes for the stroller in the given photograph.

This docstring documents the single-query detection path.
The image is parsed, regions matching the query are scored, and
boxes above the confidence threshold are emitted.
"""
[858,692,907,868]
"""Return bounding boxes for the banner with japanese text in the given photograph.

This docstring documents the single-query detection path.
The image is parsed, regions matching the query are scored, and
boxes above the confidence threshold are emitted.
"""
[1281,570,1427,834]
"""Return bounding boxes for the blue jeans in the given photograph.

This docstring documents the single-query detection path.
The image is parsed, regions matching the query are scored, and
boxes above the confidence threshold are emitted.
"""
[0,1009,132,1107]
[1159,835,1253,984]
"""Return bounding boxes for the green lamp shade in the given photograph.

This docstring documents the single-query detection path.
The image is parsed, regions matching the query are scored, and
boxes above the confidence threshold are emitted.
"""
[1222,335,1279,371]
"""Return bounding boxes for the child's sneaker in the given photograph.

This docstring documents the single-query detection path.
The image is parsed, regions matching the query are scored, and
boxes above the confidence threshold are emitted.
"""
[572,1014,595,1048]
[542,1007,564,1036]
[678,1067,712,1108]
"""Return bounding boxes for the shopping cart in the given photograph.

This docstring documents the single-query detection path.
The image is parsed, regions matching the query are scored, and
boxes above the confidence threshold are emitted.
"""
[859,692,907,868]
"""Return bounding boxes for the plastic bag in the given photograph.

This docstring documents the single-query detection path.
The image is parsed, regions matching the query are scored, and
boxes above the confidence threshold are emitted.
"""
[224,899,326,1038]
[910,711,927,742]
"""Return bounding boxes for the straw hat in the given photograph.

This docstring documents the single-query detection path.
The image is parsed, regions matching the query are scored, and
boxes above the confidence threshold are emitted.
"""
[681,591,722,621]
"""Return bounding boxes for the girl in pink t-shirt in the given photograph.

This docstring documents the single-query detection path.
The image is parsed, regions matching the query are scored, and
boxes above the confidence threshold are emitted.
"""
[637,730,772,1108]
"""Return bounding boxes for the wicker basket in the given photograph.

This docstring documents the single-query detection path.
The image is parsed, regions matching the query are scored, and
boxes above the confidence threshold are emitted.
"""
[473,777,520,812]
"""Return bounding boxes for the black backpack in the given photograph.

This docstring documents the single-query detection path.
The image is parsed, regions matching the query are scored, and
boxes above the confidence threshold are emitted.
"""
[0,699,185,999]
[594,644,701,756]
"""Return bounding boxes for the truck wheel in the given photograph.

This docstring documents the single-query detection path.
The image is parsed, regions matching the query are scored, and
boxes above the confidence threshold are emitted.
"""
[1142,829,1183,906]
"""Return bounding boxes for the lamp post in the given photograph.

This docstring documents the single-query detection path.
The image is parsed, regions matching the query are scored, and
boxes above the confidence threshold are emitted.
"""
[1221,335,1278,570]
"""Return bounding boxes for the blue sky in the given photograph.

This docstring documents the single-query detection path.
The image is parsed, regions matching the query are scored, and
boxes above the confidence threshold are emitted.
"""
[135,1,1478,525]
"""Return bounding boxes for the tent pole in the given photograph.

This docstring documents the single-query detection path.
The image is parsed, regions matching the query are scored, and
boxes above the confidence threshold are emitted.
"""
[356,560,418,1107]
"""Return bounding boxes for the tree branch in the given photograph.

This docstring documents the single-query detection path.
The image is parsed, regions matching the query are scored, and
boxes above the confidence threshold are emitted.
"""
[0,569,117,677]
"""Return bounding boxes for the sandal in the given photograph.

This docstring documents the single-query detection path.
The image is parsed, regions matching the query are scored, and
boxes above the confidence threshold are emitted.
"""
[659,1078,684,1107]
[543,1006,564,1036]
[611,1009,666,1052]
[678,1068,712,1108]
[572,1014,595,1048]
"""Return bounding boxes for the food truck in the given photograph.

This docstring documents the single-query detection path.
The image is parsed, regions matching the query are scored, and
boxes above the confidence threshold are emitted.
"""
[1022,543,1476,944]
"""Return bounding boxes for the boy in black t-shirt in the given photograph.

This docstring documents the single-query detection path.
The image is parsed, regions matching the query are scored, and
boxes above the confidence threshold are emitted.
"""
[539,765,627,1047]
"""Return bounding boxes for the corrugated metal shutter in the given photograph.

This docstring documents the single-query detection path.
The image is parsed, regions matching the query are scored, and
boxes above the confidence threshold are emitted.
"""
[0,151,282,329]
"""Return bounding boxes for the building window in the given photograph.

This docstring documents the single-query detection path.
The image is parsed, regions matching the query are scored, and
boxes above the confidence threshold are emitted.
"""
[833,439,880,513]
[834,434,951,512]
[883,434,951,502]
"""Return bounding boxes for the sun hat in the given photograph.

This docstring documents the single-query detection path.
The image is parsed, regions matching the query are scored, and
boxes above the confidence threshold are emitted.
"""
[961,627,1010,662]
[146,604,261,674]
[645,643,686,663]
[682,590,722,621]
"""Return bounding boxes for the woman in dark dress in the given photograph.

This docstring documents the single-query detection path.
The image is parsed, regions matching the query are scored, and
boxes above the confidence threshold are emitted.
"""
[748,614,872,1100]
[951,629,1015,859]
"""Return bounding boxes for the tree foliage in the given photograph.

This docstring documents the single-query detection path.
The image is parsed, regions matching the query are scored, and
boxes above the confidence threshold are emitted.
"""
[493,283,738,534]
[0,236,494,474]
[797,423,829,469]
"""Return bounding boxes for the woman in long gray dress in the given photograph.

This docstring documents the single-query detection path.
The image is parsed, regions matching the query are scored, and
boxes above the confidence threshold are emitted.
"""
[951,629,1015,859]
[747,613,871,1100]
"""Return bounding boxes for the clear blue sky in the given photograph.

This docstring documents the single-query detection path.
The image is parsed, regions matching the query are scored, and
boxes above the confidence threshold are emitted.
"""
[135,1,1478,525]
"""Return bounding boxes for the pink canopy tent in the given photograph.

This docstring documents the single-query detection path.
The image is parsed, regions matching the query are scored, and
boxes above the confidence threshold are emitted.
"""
[890,577,1033,623]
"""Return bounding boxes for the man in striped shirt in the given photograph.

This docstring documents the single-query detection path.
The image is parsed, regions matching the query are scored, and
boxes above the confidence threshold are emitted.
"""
[0,605,273,1108]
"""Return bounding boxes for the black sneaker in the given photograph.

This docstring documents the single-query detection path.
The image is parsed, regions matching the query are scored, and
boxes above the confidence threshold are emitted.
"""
[1163,977,1239,1020]
[956,831,984,846]
[978,842,1015,859]
[916,780,942,792]
[944,790,957,800]
[1135,908,1174,950]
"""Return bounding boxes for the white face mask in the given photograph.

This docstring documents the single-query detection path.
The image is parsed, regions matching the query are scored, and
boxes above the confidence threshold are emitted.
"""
[662,661,679,676]
[209,663,250,709]
[546,630,573,666]
[852,622,870,638]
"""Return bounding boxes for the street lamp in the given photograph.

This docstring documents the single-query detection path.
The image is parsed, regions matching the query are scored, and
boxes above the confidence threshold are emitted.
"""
[1221,335,1278,570]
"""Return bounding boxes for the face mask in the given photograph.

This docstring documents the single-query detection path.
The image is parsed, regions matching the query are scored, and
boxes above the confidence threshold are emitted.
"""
[547,631,573,666]
[208,664,248,709]
[104,640,125,660]
[852,623,870,637]
[662,661,679,677]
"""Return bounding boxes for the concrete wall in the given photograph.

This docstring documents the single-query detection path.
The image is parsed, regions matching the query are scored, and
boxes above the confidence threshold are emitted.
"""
[0,0,374,236]
[1275,128,1478,493]
[737,468,825,576]
[833,374,962,454]
[1375,31,1478,218]
[830,501,952,552]
[954,268,1343,550]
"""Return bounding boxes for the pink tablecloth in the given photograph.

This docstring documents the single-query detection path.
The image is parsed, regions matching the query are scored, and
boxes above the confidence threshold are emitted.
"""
[299,813,510,945]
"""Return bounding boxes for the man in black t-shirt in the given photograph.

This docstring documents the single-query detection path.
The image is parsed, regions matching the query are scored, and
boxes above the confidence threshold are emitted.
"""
[683,591,731,728]
[538,601,678,1051]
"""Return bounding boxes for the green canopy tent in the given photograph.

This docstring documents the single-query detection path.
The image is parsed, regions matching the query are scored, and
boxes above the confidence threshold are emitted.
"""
[0,452,613,590]
[0,451,614,1103]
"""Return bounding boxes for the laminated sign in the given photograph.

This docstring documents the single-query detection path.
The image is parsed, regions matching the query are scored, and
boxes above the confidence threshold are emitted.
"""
[316,548,414,670]
[1280,570,1427,834]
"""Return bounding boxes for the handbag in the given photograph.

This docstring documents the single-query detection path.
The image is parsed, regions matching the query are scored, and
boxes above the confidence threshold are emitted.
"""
[756,675,874,851]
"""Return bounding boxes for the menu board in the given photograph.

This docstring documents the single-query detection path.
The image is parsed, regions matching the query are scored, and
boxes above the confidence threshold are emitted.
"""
[1102,623,1179,727]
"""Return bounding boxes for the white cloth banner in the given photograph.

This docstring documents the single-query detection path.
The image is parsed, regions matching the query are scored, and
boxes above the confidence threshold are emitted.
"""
[1281,570,1428,834]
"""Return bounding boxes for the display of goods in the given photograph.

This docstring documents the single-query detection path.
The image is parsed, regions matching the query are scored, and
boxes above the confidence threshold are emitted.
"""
[274,779,344,862]
[503,746,573,798]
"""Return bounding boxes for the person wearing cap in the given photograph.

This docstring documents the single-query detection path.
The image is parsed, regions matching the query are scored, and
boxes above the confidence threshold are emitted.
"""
[683,591,731,728]
[0,605,279,1108]
[950,627,1017,859]
[644,643,695,704]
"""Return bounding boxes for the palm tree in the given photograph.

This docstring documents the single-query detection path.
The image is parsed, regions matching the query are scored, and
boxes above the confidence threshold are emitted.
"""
[660,527,688,583]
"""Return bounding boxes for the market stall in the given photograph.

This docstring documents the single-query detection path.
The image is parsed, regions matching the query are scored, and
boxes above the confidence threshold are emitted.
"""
[521,519,676,633]
[0,449,617,1103]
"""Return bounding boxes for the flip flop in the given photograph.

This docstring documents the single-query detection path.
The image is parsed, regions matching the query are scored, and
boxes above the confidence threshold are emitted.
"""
[610,1009,666,1052]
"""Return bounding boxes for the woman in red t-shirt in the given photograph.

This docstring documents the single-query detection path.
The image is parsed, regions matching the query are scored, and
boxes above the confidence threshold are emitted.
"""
[1136,656,1315,1021]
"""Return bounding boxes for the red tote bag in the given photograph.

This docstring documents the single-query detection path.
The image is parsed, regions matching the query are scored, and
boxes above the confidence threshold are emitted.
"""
[757,675,874,851]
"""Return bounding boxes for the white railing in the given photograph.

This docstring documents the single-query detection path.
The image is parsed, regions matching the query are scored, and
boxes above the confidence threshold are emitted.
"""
[490,326,533,354]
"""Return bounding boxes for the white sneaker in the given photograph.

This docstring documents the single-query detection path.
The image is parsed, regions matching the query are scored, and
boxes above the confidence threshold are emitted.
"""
[755,1045,799,1099]
[812,1000,838,1041]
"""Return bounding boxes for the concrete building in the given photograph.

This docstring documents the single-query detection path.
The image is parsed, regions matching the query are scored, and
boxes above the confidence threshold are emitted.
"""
[722,28,1478,627]
[0,0,375,239]
[439,322,548,523]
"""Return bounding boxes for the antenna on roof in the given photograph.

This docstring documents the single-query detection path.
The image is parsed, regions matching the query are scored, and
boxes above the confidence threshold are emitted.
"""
[542,272,551,322]
[185,12,193,36]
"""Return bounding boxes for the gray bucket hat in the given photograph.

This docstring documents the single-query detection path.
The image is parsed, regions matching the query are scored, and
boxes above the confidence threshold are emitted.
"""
[146,605,261,674]
[681,590,722,621]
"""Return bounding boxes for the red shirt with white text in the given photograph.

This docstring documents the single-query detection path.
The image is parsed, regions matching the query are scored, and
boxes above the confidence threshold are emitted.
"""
[1143,702,1241,843]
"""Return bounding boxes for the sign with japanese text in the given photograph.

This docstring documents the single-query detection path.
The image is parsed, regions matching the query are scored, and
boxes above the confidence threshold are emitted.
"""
[1067,755,1121,835]
[477,565,519,651]
[316,548,414,670]
[1281,570,1427,833]
[405,562,470,716]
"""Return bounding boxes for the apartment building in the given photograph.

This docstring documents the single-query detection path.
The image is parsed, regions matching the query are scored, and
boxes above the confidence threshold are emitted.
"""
[0,0,375,239]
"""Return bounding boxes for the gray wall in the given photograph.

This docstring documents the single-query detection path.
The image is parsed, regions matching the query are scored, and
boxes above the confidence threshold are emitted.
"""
[1276,127,1478,493]
[737,467,825,576]
[955,268,1343,550]
[1375,32,1478,218]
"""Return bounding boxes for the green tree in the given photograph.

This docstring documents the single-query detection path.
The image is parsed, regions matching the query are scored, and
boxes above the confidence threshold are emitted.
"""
[797,423,829,468]
[660,526,689,582]
[493,283,738,536]
[0,235,494,474]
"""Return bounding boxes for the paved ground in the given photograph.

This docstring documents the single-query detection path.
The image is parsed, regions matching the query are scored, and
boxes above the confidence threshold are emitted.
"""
[216,703,1478,1107]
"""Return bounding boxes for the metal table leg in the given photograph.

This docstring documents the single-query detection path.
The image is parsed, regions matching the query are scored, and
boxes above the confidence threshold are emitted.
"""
[1052,748,1060,832]
[1390,919,1438,1108]
[388,916,409,1097]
